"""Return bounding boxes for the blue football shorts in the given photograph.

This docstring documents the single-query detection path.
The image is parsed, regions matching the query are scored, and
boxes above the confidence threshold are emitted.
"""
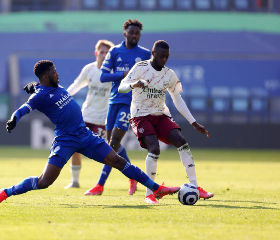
[48,127,112,169]
[106,103,131,131]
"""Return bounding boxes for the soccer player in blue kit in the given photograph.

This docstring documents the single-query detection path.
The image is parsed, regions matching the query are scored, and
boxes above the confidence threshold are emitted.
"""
[0,60,180,204]
[84,19,151,196]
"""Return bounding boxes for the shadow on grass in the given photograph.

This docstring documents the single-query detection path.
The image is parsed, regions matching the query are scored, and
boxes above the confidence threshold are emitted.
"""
[59,203,165,209]
[198,204,279,210]
[207,199,278,204]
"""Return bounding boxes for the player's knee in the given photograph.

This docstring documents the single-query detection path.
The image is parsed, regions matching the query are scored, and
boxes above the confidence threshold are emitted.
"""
[147,143,160,155]
[177,137,187,148]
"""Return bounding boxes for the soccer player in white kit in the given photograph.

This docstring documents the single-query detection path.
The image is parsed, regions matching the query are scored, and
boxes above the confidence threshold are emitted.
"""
[64,40,114,189]
[118,40,214,204]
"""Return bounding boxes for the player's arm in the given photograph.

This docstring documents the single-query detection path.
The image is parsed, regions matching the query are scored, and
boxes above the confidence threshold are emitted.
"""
[67,65,89,96]
[170,92,209,137]
[168,72,209,137]
[100,48,126,83]
[118,64,145,93]
[7,91,44,133]
[6,103,32,133]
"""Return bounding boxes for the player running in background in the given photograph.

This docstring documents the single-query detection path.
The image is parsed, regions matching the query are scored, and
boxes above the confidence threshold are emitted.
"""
[64,40,114,189]
[0,60,180,204]
[118,40,214,204]
[84,19,151,196]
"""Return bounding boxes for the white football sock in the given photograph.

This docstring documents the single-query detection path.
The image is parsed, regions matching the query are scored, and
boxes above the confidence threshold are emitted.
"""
[145,153,159,197]
[178,144,198,187]
[71,165,81,183]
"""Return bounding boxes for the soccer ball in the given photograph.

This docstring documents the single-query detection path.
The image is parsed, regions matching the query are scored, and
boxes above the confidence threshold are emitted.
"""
[177,183,199,205]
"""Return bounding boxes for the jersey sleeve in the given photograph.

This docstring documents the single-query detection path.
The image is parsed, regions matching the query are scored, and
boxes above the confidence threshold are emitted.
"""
[101,47,115,73]
[26,91,45,111]
[67,64,89,96]
[167,70,183,95]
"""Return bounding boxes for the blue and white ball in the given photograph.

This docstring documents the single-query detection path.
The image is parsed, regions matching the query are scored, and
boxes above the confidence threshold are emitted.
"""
[177,183,199,205]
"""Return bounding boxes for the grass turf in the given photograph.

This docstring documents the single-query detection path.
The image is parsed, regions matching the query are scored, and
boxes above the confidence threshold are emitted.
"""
[0,147,280,240]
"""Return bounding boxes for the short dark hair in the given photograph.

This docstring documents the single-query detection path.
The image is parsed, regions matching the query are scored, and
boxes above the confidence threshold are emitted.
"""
[123,19,143,31]
[152,40,170,51]
[33,60,54,78]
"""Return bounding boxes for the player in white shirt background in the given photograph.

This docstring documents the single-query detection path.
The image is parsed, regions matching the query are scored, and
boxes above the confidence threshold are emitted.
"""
[119,40,214,204]
[64,39,114,189]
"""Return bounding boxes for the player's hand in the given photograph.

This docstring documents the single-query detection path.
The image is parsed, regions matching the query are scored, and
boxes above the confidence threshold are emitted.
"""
[132,80,148,89]
[123,71,130,77]
[23,82,37,94]
[192,122,209,138]
[6,116,17,133]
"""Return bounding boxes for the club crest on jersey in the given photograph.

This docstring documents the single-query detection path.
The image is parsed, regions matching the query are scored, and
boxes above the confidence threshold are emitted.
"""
[54,146,60,152]
[138,128,144,133]
[135,57,141,63]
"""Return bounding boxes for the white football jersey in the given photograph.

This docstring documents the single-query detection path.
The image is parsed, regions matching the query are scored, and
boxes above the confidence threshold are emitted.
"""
[121,60,183,118]
[67,62,111,125]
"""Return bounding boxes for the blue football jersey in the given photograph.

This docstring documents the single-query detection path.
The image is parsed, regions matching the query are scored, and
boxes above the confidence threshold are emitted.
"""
[101,41,151,105]
[26,84,85,137]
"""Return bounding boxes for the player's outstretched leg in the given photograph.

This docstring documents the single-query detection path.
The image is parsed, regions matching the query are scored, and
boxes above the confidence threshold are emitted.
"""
[84,144,134,195]
[0,160,62,203]
[65,153,82,189]
[103,150,179,201]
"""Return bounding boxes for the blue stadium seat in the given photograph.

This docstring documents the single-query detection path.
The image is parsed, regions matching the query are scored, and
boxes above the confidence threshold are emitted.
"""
[83,0,99,8]
[234,0,249,10]
[104,0,119,9]
[251,88,268,112]
[122,0,137,9]
[186,86,208,111]
[211,87,230,112]
[194,0,211,10]
[213,0,229,10]
[159,0,174,9]
[176,0,193,10]
[232,87,249,112]
[140,0,156,10]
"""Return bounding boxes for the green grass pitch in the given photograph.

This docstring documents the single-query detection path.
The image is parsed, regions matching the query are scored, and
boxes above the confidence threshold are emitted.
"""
[0,147,280,240]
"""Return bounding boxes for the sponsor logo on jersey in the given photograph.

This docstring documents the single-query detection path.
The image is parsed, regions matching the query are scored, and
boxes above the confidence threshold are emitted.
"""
[49,94,54,98]
[135,57,141,62]
[116,67,130,72]
[117,57,122,61]
[138,128,144,133]
[105,52,111,60]
[55,93,73,109]
[143,88,166,99]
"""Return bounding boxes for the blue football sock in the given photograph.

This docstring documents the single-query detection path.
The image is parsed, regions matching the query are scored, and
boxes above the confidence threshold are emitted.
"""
[4,176,38,197]
[97,145,130,186]
[120,162,160,192]
[117,145,130,163]
[97,164,112,186]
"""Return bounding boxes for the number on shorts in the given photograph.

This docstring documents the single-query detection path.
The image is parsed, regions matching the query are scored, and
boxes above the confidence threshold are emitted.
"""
[119,112,131,123]
[97,128,106,138]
